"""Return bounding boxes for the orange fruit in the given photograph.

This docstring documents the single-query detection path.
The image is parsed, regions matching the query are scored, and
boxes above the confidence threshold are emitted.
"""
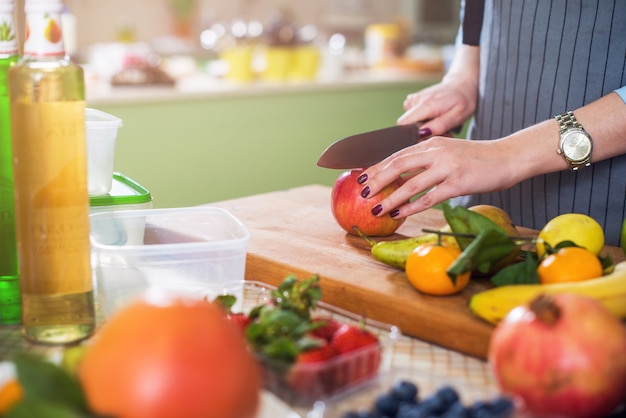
[537,246,603,284]
[405,242,470,295]
[0,379,23,415]
[78,296,260,418]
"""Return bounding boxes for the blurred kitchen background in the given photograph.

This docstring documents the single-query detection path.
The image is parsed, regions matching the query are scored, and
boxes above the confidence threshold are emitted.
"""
[9,0,462,208]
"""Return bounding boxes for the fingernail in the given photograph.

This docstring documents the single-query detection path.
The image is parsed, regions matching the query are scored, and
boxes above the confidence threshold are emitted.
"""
[390,209,400,218]
[360,186,370,198]
[357,173,368,184]
[418,127,432,138]
[371,204,383,216]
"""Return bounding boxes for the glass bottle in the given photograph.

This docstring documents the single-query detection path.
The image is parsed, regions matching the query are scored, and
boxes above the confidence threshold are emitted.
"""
[9,0,95,344]
[0,0,20,325]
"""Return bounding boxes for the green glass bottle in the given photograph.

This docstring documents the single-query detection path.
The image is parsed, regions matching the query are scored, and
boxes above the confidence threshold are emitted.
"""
[9,0,95,344]
[0,0,20,325]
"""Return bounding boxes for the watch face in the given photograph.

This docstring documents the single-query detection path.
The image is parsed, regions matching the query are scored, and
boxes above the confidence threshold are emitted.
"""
[562,130,592,162]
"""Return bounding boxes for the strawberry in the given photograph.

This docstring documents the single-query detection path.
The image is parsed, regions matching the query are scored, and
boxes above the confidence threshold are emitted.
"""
[310,316,341,342]
[212,295,249,336]
[331,323,381,384]
[287,342,339,396]
[227,312,250,334]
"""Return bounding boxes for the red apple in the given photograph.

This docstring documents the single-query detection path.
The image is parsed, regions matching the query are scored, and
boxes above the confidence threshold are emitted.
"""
[331,169,405,236]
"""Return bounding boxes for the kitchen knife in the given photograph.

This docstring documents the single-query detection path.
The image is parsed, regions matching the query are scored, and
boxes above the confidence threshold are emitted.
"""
[317,124,419,169]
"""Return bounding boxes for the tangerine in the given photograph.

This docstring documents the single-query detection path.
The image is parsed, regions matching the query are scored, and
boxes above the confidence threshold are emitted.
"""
[537,246,603,284]
[0,379,22,415]
[78,295,260,418]
[405,242,470,296]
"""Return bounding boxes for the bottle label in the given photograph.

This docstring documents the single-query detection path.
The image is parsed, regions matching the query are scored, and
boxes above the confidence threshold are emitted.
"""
[0,12,18,55]
[23,12,65,57]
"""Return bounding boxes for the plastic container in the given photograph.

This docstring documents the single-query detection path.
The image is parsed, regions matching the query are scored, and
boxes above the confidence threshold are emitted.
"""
[89,207,250,319]
[89,172,153,213]
[214,281,400,408]
[86,108,123,196]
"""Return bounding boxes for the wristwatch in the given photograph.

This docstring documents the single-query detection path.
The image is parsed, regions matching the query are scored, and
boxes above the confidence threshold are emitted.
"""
[554,111,593,170]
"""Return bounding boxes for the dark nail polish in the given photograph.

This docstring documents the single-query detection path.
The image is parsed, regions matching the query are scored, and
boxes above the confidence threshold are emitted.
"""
[418,127,432,138]
[357,173,368,184]
[371,204,383,216]
[390,209,400,218]
[360,186,370,198]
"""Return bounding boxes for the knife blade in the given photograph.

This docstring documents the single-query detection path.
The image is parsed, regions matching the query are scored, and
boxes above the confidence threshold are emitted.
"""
[317,124,419,169]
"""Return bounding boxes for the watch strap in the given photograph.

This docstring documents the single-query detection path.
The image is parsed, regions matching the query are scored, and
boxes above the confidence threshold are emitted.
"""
[555,110,583,133]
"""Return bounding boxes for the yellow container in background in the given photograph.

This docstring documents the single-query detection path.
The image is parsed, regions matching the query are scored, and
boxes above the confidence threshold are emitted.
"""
[290,45,320,81]
[262,46,294,82]
[221,45,254,83]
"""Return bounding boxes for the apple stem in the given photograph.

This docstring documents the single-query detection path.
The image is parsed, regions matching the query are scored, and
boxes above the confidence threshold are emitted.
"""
[352,226,377,247]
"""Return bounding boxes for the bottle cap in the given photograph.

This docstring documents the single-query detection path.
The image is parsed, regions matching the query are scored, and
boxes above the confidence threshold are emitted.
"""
[25,0,63,14]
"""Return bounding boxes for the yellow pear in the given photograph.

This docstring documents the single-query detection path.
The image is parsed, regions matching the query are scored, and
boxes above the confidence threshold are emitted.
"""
[468,204,520,273]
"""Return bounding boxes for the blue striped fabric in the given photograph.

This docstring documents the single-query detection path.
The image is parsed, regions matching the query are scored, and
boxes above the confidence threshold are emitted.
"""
[455,0,626,246]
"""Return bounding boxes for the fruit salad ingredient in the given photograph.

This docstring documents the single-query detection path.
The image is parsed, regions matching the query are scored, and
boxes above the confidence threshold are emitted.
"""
[79,296,260,418]
[405,242,471,295]
[535,213,605,258]
[470,260,626,324]
[340,380,515,418]
[331,168,405,237]
[537,246,603,284]
[488,293,626,418]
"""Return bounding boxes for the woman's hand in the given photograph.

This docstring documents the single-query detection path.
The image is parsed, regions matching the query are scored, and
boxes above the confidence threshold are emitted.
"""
[397,45,480,136]
[357,136,520,218]
[397,74,478,136]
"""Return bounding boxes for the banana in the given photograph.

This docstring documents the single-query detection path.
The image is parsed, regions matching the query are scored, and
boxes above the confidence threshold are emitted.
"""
[469,261,626,325]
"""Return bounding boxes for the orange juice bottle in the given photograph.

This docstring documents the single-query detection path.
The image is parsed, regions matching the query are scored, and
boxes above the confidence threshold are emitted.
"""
[8,0,95,344]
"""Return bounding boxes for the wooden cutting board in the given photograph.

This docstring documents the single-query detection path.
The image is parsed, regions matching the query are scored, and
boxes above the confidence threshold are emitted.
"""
[211,185,625,359]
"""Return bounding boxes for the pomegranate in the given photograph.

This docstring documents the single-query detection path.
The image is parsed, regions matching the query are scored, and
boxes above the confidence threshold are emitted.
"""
[488,293,626,418]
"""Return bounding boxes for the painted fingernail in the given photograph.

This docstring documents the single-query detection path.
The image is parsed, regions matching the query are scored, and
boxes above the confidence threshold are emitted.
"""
[371,204,383,216]
[390,209,400,218]
[360,186,370,198]
[357,173,368,184]
[418,127,432,138]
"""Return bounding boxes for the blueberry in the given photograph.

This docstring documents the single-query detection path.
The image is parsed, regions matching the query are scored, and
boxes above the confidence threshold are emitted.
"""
[375,393,401,416]
[435,385,460,409]
[418,395,446,415]
[397,402,421,418]
[468,400,496,418]
[439,401,469,418]
[391,380,419,403]
[487,396,514,417]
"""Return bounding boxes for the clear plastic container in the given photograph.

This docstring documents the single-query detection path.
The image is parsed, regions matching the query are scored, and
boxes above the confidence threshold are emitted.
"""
[89,207,250,319]
[210,281,401,409]
[89,172,153,213]
[86,108,123,196]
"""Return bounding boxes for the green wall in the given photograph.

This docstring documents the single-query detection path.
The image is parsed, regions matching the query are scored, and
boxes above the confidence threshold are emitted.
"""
[91,80,437,208]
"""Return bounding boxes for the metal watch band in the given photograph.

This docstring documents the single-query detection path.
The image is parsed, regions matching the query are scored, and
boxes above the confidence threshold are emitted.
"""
[555,110,583,133]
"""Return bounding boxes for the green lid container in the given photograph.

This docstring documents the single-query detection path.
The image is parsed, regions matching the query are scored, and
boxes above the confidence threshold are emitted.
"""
[90,173,153,211]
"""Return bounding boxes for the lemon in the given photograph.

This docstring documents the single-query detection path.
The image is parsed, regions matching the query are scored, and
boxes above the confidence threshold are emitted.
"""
[536,213,604,258]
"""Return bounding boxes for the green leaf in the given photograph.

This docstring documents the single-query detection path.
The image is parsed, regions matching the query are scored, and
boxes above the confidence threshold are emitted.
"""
[6,399,89,418]
[12,353,89,414]
[442,202,509,250]
[447,227,518,282]
[491,251,540,286]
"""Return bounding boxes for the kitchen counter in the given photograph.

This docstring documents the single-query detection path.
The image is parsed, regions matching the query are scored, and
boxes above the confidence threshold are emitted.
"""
[86,70,443,106]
